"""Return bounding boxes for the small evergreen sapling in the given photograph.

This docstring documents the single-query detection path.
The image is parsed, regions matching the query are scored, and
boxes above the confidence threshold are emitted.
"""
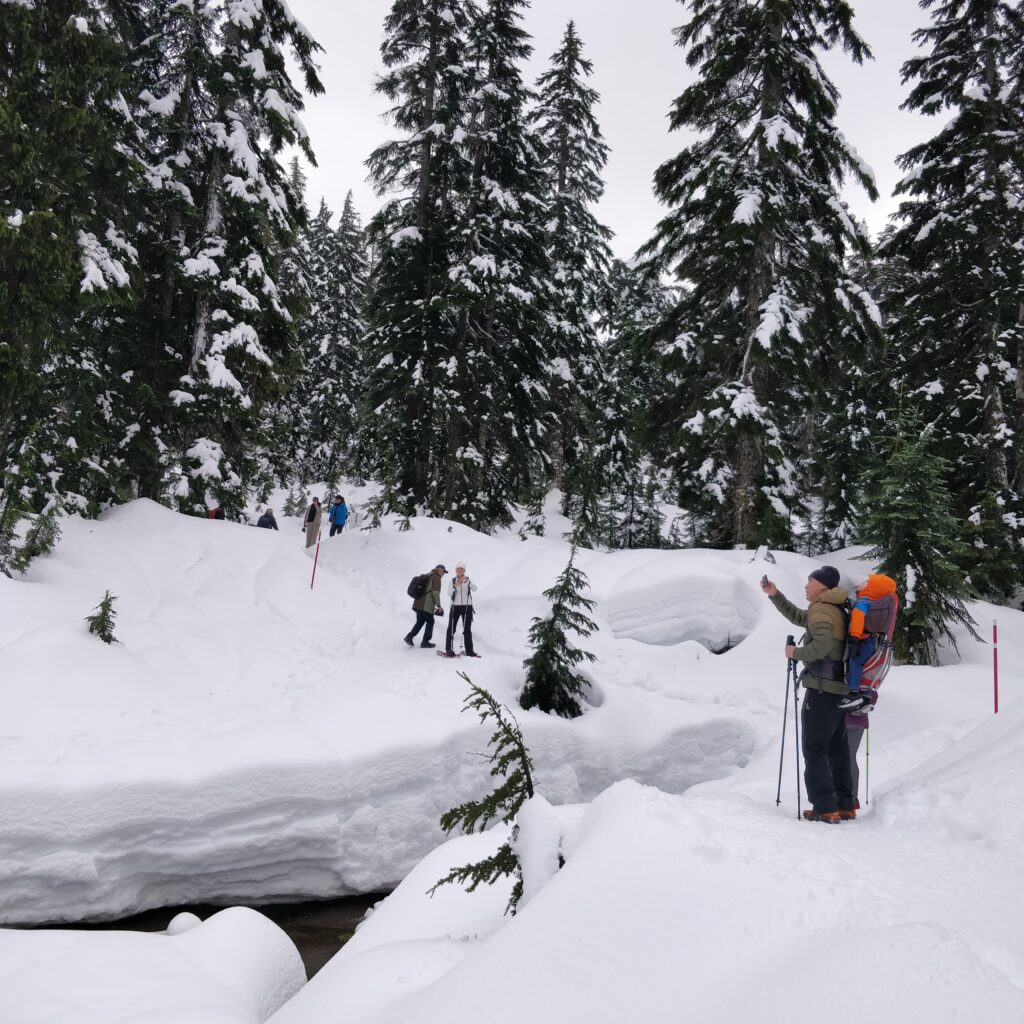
[85,591,119,645]
[520,546,597,718]
[431,675,536,915]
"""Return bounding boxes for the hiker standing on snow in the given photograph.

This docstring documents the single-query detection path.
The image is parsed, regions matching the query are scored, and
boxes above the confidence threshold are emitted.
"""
[328,496,348,537]
[761,567,856,824]
[256,508,278,530]
[442,561,479,658]
[303,497,322,549]
[405,564,446,648]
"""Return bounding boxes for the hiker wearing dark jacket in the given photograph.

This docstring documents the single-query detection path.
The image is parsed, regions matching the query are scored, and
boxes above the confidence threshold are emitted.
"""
[405,564,446,648]
[762,566,855,823]
[256,509,278,530]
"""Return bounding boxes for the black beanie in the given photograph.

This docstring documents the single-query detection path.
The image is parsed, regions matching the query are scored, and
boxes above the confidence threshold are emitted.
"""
[808,566,840,590]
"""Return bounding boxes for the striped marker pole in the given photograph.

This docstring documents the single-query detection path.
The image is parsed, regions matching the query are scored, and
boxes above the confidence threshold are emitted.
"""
[310,531,322,590]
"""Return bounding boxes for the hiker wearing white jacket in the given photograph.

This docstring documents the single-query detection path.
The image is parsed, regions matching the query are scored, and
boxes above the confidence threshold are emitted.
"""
[442,562,479,658]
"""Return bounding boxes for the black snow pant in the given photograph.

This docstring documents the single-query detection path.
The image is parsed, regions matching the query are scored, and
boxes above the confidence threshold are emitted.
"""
[408,609,435,644]
[329,523,345,537]
[445,606,474,655]
[801,687,855,814]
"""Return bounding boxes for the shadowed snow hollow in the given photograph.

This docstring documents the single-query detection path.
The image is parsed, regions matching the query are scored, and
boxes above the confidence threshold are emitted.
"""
[605,556,761,651]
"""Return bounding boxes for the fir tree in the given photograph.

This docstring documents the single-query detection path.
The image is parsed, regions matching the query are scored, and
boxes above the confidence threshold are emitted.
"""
[362,0,477,522]
[439,0,553,529]
[431,676,535,915]
[530,22,613,518]
[1,1,139,555]
[289,194,368,485]
[639,0,881,549]
[858,408,980,666]
[882,0,1024,600]
[85,590,119,645]
[598,260,674,549]
[520,546,597,718]
[120,0,324,516]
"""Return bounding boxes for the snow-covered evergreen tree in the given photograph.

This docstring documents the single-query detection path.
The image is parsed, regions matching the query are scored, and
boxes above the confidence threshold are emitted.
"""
[639,0,881,549]
[598,260,673,549]
[883,0,1024,600]
[520,546,597,718]
[288,193,367,486]
[858,407,980,666]
[0,0,140,568]
[362,0,477,522]
[120,0,323,516]
[439,0,553,529]
[530,21,613,519]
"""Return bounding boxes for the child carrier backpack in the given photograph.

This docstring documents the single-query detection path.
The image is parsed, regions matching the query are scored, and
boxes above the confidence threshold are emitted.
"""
[407,573,430,600]
[848,574,899,690]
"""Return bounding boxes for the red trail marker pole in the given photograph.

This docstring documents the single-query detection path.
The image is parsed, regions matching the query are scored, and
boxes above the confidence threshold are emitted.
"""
[993,620,999,715]
[310,531,322,590]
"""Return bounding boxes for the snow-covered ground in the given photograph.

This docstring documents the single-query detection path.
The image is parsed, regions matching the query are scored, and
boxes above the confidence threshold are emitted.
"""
[1,493,1021,1021]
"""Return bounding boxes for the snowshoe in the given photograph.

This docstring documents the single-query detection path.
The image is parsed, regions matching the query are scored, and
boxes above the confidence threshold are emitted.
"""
[437,651,458,659]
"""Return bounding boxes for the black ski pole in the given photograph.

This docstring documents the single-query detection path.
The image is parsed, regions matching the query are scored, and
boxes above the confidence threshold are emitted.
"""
[776,648,791,806]
[789,634,801,819]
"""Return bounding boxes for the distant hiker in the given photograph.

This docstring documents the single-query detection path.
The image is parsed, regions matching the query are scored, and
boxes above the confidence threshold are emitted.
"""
[836,574,899,711]
[441,561,478,658]
[207,506,226,521]
[328,496,349,537]
[256,508,278,530]
[405,564,446,648]
[762,566,855,824]
[303,497,322,549]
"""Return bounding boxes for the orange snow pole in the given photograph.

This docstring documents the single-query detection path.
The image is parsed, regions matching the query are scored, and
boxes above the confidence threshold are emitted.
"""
[993,620,999,714]
[310,531,322,590]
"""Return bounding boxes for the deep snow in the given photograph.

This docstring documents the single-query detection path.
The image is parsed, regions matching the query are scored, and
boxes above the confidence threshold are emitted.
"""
[1,495,1021,1022]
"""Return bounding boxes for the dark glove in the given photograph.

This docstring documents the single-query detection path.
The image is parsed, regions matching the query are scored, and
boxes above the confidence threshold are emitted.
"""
[435,608,444,617]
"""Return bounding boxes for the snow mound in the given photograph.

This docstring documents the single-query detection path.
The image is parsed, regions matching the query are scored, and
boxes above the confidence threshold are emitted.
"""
[270,779,1024,1024]
[0,907,304,1024]
[605,555,761,650]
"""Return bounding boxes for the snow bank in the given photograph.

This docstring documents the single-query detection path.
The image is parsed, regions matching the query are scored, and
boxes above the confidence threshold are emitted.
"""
[0,908,303,1024]
[605,554,761,649]
[0,499,759,924]
[272,779,1024,1024]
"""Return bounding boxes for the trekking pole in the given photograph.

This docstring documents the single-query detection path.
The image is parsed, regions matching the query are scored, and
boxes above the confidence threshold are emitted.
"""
[865,727,870,805]
[993,619,999,715]
[310,530,322,590]
[775,650,791,807]
[788,634,801,820]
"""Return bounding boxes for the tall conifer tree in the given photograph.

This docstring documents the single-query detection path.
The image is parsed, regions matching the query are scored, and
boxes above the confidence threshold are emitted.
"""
[883,0,1024,599]
[1,0,140,569]
[363,0,477,523]
[530,22,613,521]
[640,0,881,549]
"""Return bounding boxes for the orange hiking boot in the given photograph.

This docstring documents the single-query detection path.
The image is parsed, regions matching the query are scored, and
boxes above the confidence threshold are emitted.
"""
[802,810,842,824]
[836,809,857,821]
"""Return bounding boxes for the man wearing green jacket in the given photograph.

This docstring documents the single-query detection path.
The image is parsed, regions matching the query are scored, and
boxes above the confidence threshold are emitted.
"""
[762,566,856,824]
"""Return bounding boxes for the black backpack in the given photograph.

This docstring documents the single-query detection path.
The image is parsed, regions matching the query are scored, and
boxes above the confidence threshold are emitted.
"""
[407,573,430,600]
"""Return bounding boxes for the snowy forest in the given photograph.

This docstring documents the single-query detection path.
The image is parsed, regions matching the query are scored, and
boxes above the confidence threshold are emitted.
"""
[3,0,1024,650]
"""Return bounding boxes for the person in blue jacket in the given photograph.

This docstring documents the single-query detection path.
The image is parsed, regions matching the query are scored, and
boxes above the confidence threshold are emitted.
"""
[256,508,278,530]
[328,495,349,537]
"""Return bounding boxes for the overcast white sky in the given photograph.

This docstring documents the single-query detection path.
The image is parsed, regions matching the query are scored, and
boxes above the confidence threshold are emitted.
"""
[290,0,930,258]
